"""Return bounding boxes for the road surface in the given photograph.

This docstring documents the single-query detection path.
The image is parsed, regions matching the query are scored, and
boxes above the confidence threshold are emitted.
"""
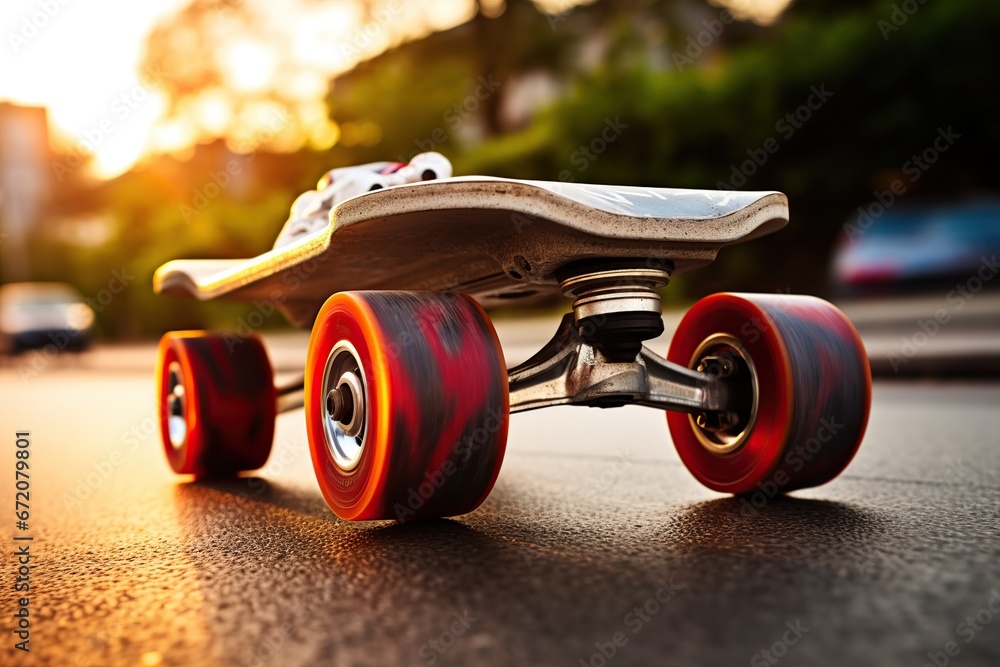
[1,323,999,667]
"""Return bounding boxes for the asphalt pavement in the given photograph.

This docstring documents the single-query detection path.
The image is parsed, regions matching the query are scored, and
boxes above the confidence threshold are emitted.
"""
[1,316,999,667]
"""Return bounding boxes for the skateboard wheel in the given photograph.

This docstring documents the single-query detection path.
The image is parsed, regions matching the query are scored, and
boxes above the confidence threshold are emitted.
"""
[666,293,871,495]
[305,291,509,521]
[156,332,275,477]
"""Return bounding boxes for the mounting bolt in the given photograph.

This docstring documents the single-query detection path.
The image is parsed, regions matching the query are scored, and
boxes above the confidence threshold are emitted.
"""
[696,411,740,433]
[696,355,736,378]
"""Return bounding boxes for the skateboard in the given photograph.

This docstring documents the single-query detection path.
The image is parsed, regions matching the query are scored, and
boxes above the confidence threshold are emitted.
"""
[155,158,871,522]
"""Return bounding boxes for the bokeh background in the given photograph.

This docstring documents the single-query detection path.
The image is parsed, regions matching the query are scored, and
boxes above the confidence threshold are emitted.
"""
[1,0,997,339]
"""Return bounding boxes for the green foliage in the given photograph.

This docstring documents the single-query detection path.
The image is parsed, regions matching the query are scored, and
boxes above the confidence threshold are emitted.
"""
[30,146,329,338]
[36,0,999,338]
[459,0,1000,297]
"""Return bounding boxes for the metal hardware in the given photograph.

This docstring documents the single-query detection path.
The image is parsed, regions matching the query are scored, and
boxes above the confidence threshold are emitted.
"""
[166,362,187,448]
[276,376,305,413]
[687,334,758,455]
[326,370,365,438]
[275,265,752,431]
[560,267,671,322]
[508,314,729,414]
[319,341,368,471]
[558,265,671,362]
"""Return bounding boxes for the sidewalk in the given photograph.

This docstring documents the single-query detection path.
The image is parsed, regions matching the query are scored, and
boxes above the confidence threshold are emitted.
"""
[839,293,1000,377]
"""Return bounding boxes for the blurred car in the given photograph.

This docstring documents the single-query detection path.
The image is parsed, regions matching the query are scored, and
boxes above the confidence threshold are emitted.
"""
[0,282,95,354]
[832,200,1000,296]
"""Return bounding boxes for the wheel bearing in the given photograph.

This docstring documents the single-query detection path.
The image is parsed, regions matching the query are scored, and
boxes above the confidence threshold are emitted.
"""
[321,341,368,471]
[166,361,187,449]
[688,334,758,455]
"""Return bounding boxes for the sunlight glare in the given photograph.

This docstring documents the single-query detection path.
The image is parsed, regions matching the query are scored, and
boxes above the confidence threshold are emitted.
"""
[712,0,794,25]
[189,88,234,136]
[89,94,167,178]
[0,0,188,178]
[293,4,360,71]
[0,0,795,178]
[308,121,341,151]
[222,41,278,94]
[281,71,328,102]
[150,118,196,154]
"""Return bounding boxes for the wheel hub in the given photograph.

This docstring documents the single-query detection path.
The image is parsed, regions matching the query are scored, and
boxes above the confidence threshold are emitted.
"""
[688,334,758,455]
[166,361,187,449]
[321,341,368,471]
[326,371,364,437]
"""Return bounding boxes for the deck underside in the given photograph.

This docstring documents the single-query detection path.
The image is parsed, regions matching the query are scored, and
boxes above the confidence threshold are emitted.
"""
[155,178,789,327]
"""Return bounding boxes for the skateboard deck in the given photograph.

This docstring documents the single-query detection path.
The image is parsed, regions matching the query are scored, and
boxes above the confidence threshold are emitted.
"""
[154,177,788,327]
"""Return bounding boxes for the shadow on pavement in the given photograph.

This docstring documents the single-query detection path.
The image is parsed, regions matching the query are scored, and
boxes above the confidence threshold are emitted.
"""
[166,476,906,665]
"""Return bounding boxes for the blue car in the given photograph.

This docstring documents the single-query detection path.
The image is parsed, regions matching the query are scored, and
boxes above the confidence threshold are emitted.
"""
[833,200,1000,296]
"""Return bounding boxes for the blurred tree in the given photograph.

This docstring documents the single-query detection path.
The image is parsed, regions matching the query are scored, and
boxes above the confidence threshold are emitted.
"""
[29,141,330,338]
[40,0,999,337]
[326,0,720,163]
[327,0,582,164]
[455,0,1000,298]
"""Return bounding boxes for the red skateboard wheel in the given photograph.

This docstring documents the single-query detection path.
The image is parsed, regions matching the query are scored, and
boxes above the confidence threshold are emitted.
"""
[666,293,871,495]
[305,291,509,521]
[156,331,275,477]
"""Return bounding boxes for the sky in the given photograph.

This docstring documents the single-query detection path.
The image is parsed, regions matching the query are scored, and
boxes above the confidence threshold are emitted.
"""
[0,0,791,180]
[0,0,471,178]
[0,0,190,178]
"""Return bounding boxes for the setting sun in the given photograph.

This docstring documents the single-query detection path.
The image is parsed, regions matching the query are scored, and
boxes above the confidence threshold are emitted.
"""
[0,0,187,177]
